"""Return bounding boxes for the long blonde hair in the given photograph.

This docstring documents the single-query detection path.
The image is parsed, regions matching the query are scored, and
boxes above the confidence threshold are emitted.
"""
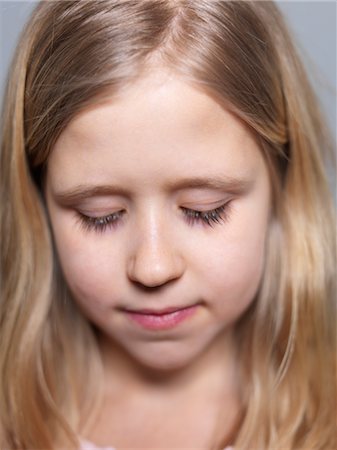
[0,1,335,449]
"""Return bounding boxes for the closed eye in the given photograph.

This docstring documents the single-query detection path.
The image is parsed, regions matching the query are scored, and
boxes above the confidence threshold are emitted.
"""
[75,202,233,233]
[76,210,125,233]
[181,203,232,227]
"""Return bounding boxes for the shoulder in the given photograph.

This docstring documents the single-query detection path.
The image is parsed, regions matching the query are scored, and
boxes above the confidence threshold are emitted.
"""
[79,438,234,450]
[79,438,116,450]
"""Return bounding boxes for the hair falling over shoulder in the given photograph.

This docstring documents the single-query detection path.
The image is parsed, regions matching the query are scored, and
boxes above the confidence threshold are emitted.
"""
[0,1,335,449]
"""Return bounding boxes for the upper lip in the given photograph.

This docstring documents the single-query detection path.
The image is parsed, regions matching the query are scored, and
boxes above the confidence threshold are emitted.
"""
[122,304,198,315]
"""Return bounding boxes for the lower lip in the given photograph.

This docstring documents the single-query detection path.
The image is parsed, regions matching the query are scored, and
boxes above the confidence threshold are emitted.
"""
[124,305,199,330]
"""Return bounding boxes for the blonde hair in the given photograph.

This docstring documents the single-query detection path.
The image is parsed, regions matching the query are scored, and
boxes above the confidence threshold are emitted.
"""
[0,1,335,449]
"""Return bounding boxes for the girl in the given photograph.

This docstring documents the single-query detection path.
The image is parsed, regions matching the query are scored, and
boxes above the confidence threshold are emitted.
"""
[0,1,335,449]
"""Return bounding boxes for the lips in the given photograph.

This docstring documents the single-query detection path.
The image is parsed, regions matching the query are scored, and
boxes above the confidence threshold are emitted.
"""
[122,304,200,330]
[123,304,197,315]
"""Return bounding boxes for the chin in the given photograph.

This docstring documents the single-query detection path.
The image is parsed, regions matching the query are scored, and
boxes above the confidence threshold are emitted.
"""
[126,341,206,375]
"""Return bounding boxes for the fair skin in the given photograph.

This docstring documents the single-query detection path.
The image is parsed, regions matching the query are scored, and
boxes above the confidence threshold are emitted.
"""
[45,71,272,448]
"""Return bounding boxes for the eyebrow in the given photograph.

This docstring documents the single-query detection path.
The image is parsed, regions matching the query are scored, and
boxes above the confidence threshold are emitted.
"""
[52,175,254,205]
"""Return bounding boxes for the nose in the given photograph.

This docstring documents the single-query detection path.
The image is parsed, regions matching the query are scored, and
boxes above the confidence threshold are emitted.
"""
[126,214,185,288]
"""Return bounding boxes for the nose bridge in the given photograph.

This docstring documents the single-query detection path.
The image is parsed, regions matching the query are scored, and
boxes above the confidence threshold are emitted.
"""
[126,203,184,287]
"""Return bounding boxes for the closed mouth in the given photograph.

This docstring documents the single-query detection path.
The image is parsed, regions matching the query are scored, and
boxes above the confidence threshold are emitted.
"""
[122,303,198,316]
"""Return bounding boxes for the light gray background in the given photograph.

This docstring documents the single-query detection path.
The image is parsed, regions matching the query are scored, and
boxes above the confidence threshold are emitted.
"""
[0,0,336,143]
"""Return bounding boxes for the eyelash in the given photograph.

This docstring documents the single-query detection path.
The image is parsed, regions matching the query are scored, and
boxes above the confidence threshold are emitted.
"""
[76,203,232,233]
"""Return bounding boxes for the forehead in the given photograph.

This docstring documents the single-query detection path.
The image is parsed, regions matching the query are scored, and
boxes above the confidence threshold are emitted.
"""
[48,72,264,187]
[66,73,247,142]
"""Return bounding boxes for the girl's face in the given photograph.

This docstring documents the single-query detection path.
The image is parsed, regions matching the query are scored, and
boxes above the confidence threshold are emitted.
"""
[45,72,271,372]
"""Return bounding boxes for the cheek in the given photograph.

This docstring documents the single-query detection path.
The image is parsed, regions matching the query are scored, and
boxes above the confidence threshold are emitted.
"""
[201,216,269,319]
[51,220,123,313]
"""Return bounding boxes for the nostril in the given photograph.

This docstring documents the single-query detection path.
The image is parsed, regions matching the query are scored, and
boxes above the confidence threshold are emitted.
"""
[131,279,175,291]
[128,266,180,289]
